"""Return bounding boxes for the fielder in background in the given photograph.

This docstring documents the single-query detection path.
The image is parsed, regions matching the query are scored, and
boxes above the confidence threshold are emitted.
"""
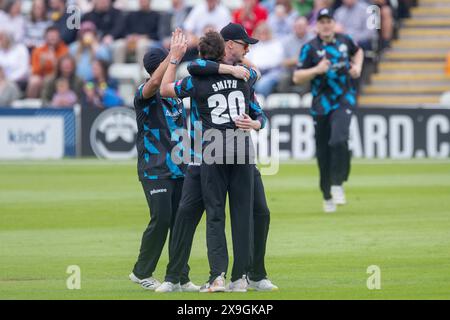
[129,29,199,292]
[293,8,363,213]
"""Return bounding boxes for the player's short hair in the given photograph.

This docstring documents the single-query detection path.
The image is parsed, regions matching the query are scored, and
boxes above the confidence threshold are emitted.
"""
[45,26,60,35]
[198,31,225,62]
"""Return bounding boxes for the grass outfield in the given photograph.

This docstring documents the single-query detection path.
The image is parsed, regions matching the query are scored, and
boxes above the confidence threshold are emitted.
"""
[0,160,449,300]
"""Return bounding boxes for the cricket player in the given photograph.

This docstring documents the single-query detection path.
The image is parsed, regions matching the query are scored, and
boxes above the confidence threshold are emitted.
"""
[293,8,363,212]
[159,30,257,292]
[128,29,199,292]
[156,23,278,293]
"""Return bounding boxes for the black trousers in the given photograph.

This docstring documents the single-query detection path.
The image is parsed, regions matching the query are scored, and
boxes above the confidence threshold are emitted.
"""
[132,178,190,284]
[201,162,254,282]
[165,164,268,284]
[314,107,352,200]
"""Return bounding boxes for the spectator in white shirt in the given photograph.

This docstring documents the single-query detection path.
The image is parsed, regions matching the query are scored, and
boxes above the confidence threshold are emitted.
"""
[183,0,231,48]
[267,0,298,41]
[0,30,29,89]
[24,0,52,50]
[278,16,314,93]
[334,0,378,50]
[0,65,21,106]
[0,0,25,44]
[246,22,284,97]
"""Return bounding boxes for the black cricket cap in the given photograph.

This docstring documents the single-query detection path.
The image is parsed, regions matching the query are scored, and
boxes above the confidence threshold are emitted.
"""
[220,23,259,45]
[317,8,334,21]
[143,47,169,74]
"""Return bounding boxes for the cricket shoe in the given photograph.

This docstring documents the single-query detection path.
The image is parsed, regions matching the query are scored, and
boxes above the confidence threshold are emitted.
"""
[181,281,201,292]
[323,199,337,213]
[248,278,279,292]
[331,185,346,205]
[129,272,161,291]
[155,281,182,293]
[199,272,226,293]
[226,275,248,293]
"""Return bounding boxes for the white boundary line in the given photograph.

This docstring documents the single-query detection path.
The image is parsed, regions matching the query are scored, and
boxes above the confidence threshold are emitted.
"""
[0,159,449,166]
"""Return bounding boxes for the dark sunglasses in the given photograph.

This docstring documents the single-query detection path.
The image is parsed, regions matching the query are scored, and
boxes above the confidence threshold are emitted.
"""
[232,40,249,49]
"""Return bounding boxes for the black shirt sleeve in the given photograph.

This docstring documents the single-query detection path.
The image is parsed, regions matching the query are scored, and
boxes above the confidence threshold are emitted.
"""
[297,42,315,70]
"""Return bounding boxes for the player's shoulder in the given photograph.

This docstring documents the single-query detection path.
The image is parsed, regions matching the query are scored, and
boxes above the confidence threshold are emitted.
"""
[335,33,355,44]
[236,63,259,80]
[300,36,320,57]
[305,35,321,48]
[134,81,158,107]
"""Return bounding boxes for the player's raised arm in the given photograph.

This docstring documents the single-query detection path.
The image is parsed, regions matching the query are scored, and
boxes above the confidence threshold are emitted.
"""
[235,93,267,131]
[240,57,261,80]
[349,47,364,79]
[140,53,170,99]
[187,59,250,81]
[293,57,330,85]
[160,30,188,98]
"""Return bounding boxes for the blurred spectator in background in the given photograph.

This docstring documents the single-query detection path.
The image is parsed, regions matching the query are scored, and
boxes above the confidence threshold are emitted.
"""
[232,0,268,36]
[246,22,284,97]
[0,65,21,106]
[82,58,123,109]
[292,0,314,17]
[398,0,411,18]
[260,0,276,12]
[0,29,29,89]
[69,21,111,81]
[278,16,313,92]
[373,0,394,49]
[67,0,137,14]
[334,0,378,50]
[160,0,193,50]
[169,0,192,31]
[268,0,298,40]
[113,0,160,64]
[27,27,68,98]
[48,0,77,44]
[308,0,332,26]
[72,0,93,13]
[50,77,78,107]
[42,55,84,105]
[24,0,52,51]
[0,0,25,43]
[183,0,230,61]
[82,0,126,46]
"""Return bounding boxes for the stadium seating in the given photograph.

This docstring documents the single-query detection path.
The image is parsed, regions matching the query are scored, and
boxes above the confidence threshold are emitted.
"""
[301,93,313,109]
[360,0,450,107]
[11,99,42,109]
[108,63,142,85]
[440,91,450,107]
[108,63,143,106]
[265,93,302,109]
[255,94,266,110]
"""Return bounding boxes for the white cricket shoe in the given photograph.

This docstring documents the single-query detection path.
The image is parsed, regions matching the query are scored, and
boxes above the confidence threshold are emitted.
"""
[129,273,161,291]
[155,281,182,293]
[199,272,226,293]
[331,185,346,205]
[226,275,248,293]
[181,281,201,292]
[323,199,337,213]
[248,278,279,292]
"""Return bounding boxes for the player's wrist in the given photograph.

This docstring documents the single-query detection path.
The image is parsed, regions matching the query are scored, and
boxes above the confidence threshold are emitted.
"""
[220,64,233,75]
[313,66,322,76]
[170,58,180,65]
[252,120,262,130]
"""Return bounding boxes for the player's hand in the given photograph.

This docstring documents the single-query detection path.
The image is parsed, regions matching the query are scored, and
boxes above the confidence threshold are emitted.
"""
[234,114,261,131]
[230,66,250,81]
[349,64,362,79]
[169,28,188,62]
[315,58,331,75]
